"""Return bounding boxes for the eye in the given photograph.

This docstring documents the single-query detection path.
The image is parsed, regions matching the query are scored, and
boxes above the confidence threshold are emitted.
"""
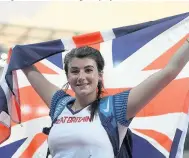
[85,69,93,73]
[71,70,79,74]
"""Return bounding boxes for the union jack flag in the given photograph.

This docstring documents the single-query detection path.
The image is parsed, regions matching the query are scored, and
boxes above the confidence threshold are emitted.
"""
[0,12,189,158]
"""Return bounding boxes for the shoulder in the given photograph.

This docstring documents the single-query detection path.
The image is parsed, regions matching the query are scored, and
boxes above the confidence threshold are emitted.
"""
[112,89,131,101]
[99,89,131,110]
[113,89,133,126]
[51,90,67,106]
[100,89,131,105]
[100,89,132,126]
[49,90,74,120]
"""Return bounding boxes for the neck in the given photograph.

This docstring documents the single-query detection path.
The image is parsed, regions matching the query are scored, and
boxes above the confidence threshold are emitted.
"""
[74,92,97,108]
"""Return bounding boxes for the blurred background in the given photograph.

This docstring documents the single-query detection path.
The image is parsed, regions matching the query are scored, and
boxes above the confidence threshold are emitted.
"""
[0,1,188,157]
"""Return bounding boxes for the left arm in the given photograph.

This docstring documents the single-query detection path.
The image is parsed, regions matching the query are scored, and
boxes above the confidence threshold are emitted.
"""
[127,39,189,120]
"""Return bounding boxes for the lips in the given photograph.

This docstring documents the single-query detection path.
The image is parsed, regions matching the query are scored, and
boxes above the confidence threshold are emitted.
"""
[76,83,89,87]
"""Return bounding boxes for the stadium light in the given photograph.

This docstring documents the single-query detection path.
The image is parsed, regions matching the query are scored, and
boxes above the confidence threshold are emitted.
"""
[0,52,8,68]
[1,53,8,60]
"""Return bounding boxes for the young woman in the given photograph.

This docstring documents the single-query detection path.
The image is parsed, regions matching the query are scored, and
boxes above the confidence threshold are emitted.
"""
[22,39,189,158]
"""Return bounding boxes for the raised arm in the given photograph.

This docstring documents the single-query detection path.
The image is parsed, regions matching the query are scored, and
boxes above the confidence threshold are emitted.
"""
[127,38,189,120]
[22,65,60,108]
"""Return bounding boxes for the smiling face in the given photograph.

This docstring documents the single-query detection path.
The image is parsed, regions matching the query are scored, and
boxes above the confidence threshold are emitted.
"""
[67,57,102,98]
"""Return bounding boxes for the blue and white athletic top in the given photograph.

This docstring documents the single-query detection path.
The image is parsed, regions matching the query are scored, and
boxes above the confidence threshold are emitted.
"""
[48,90,131,158]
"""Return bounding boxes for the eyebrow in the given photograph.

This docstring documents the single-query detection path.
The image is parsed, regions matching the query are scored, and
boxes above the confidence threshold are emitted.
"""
[70,65,94,69]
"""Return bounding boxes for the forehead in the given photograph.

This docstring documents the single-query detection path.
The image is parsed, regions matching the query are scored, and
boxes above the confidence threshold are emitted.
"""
[68,57,97,68]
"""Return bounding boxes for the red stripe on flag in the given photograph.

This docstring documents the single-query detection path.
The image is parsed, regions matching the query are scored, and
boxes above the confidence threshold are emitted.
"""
[134,129,172,152]
[144,34,189,70]
[90,43,100,51]
[0,125,10,144]
[19,133,47,158]
[137,78,189,117]
[34,62,58,74]
[10,86,49,124]
[72,32,103,47]
[19,86,46,106]
[7,48,12,64]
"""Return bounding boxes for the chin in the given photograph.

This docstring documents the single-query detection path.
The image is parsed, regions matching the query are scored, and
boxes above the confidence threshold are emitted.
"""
[78,91,90,97]
[76,89,94,97]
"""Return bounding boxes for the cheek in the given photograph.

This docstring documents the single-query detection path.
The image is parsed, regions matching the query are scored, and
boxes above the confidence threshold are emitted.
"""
[91,75,99,86]
[68,79,76,90]
[67,76,76,85]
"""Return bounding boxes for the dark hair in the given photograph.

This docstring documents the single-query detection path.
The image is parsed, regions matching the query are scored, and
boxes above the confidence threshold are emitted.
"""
[64,46,105,121]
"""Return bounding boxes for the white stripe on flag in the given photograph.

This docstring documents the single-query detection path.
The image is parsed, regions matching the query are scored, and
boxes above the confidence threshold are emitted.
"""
[175,110,189,158]
[0,64,11,127]
[100,29,116,42]
[0,111,10,127]
[61,38,76,50]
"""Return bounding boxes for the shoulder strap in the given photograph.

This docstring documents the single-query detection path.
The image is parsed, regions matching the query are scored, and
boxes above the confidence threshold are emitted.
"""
[124,128,133,157]
[99,96,120,156]
[99,91,133,158]
[112,90,133,158]
[117,129,133,158]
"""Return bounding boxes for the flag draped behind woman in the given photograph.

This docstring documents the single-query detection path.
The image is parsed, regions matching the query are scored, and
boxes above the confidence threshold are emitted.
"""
[0,12,189,158]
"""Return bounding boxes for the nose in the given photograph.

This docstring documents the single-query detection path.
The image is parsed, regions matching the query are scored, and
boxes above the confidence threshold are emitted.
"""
[77,71,86,82]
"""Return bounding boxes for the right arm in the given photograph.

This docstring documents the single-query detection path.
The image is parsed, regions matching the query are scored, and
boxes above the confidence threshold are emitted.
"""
[22,65,60,108]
